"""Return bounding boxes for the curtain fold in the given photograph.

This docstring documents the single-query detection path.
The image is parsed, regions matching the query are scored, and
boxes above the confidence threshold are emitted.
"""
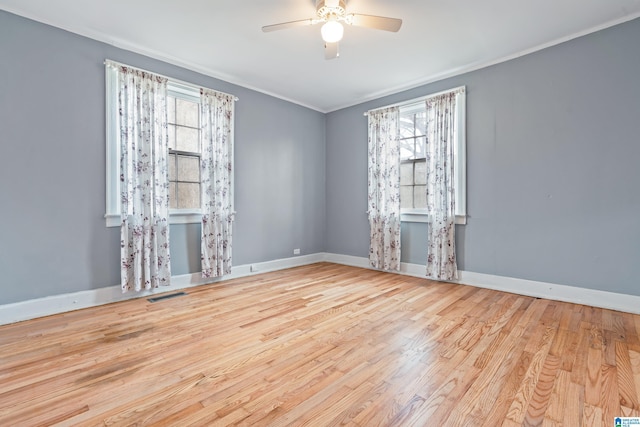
[425,93,458,281]
[118,66,171,292]
[200,88,235,278]
[367,107,401,271]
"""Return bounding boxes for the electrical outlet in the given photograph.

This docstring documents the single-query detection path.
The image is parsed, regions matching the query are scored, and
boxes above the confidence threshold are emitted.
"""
[293,248,300,255]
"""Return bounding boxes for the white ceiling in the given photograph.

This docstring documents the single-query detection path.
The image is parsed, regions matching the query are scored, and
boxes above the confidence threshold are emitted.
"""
[2,0,640,112]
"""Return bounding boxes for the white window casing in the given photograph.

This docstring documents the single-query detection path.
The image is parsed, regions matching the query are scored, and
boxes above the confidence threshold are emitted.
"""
[105,61,236,227]
[395,87,466,224]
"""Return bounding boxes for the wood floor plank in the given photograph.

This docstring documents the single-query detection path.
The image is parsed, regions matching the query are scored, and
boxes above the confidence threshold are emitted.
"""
[621,405,640,417]
[583,402,603,427]
[480,350,533,427]
[616,341,640,409]
[505,325,556,425]
[602,363,621,425]
[628,349,640,406]
[1,262,639,425]
[522,353,561,425]
[405,364,481,426]
[571,322,593,385]
[441,324,529,425]
[544,369,571,423]
[604,329,619,367]
[563,380,584,426]
[585,333,604,406]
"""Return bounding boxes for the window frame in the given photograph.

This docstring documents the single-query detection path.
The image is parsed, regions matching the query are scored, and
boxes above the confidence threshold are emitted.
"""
[105,65,224,227]
[398,88,467,225]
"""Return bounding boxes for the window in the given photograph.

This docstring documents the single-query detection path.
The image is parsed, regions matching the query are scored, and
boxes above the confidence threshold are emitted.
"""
[398,88,466,224]
[166,86,201,211]
[105,63,222,227]
[399,105,427,211]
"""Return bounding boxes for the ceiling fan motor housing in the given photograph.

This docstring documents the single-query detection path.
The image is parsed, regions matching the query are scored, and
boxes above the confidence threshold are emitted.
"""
[316,0,347,19]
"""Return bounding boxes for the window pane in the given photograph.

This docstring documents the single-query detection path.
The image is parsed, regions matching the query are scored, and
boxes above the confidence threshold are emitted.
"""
[414,185,427,209]
[415,137,427,159]
[400,163,414,186]
[177,155,200,182]
[167,96,176,124]
[415,111,427,136]
[414,160,427,185]
[176,98,199,128]
[168,153,176,181]
[169,183,177,209]
[168,124,176,150]
[176,127,199,152]
[400,139,414,160]
[400,115,415,139]
[400,186,413,209]
[177,183,200,209]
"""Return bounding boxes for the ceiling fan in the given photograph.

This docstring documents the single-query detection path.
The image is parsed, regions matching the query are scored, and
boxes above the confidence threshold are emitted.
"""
[262,0,402,60]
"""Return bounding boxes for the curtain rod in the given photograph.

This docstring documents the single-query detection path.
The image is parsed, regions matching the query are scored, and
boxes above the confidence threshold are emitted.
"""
[104,59,239,101]
[363,86,465,116]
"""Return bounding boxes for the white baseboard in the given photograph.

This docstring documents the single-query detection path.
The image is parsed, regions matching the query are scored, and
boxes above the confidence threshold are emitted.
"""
[323,253,640,315]
[455,270,640,315]
[323,253,370,269]
[2,252,639,325]
[0,253,324,326]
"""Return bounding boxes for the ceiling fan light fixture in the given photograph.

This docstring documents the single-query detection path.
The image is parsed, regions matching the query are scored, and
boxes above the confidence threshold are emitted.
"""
[262,0,402,59]
[321,20,344,43]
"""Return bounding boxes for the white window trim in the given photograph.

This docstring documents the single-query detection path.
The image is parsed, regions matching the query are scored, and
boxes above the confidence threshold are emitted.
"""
[168,209,203,225]
[105,61,236,227]
[105,64,120,227]
[396,87,467,224]
[400,211,467,225]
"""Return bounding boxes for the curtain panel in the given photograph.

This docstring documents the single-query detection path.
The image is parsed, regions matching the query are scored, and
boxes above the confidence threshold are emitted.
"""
[118,66,171,292]
[367,107,401,271]
[425,93,458,281]
[200,88,235,278]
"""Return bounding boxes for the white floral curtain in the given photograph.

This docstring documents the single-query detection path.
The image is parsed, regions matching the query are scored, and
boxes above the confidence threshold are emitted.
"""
[200,88,235,278]
[118,66,171,292]
[367,107,401,271]
[425,93,458,280]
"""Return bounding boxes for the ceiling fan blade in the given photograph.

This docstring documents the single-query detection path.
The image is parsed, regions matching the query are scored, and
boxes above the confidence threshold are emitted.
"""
[262,19,315,32]
[325,42,339,60]
[348,14,402,32]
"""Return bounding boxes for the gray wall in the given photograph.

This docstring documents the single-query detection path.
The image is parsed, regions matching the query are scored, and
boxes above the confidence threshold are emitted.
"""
[1,9,639,305]
[326,18,640,295]
[0,11,326,304]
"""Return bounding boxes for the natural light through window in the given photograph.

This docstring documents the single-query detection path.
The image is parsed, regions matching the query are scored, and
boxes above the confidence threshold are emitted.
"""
[167,95,201,210]
[398,88,466,224]
[104,62,227,227]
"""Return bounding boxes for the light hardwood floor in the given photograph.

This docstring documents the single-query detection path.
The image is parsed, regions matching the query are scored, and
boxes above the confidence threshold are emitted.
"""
[1,262,638,426]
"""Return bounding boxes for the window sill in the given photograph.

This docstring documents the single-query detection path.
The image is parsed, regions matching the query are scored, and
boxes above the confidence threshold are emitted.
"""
[105,210,203,228]
[105,214,119,228]
[401,212,467,225]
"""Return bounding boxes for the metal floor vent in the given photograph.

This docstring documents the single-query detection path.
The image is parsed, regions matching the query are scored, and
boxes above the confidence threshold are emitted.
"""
[148,292,187,303]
